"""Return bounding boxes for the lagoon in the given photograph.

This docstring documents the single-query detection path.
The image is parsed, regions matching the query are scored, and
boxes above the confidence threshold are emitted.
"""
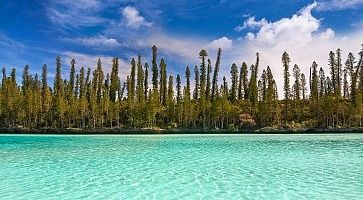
[0,134,362,199]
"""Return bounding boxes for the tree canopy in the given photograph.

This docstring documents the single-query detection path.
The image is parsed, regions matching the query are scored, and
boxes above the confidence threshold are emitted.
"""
[1,44,363,130]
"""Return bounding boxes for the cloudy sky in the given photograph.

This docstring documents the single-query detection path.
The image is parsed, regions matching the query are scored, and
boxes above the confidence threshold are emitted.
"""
[1,0,363,95]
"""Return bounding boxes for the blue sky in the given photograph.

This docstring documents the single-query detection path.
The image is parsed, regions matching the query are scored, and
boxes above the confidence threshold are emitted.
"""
[1,0,363,91]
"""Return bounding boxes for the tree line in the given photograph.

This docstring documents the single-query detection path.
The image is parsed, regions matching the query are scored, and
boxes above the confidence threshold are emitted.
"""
[1,44,363,130]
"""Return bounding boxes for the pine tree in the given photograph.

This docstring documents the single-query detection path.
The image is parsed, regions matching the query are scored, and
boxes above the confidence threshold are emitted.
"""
[69,59,76,95]
[282,52,291,101]
[110,58,119,102]
[293,64,301,100]
[185,66,191,101]
[336,49,342,97]
[238,65,243,100]
[102,73,110,127]
[357,45,363,95]
[249,53,259,108]
[41,64,48,94]
[53,56,65,127]
[1,67,6,86]
[260,69,267,102]
[193,65,199,100]
[346,53,357,101]
[176,74,182,124]
[343,69,349,98]
[326,76,333,95]
[95,58,104,102]
[79,67,85,98]
[301,73,307,100]
[230,63,238,102]
[241,62,249,100]
[329,51,336,95]
[2,44,363,130]
[266,67,279,125]
[176,74,182,103]
[22,65,30,91]
[78,66,87,128]
[266,66,275,104]
[310,61,319,101]
[119,81,126,100]
[144,63,149,101]
[184,66,191,127]
[22,67,32,126]
[33,73,42,127]
[75,74,79,97]
[136,55,144,104]
[167,75,175,122]
[258,79,263,102]
[249,65,256,104]
[159,58,167,106]
[223,76,228,98]
[255,52,259,78]
[211,48,221,101]
[199,50,209,128]
[10,68,16,84]
[41,64,51,126]
[67,59,76,126]
[151,45,158,91]
[199,49,208,100]
[319,67,326,97]
[133,56,146,127]
[54,56,62,95]
[85,68,91,100]
[130,58,136,101]
[206,59,212,101]
[310,62,321,124]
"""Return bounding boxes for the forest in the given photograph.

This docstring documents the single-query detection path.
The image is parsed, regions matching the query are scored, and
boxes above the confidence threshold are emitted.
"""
[1,44,363,131]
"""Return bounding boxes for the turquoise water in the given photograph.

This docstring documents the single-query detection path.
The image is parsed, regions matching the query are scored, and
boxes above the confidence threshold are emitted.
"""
[0,134,362,199]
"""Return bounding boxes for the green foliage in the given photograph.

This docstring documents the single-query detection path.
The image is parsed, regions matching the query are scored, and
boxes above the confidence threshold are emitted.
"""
[110,58,119,102]
[230,63,238,102]
[282,52,291,101]
[1,44,363,130]
[159,58,167,106]
[211,48,221,101]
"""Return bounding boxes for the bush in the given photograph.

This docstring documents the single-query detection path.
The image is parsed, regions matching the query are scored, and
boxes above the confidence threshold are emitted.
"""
[228,124,235,130]
[239,114,256,128]
[301,120,318,128]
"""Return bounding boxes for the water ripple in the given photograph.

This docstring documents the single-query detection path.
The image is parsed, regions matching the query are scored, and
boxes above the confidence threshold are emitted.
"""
[0,134,362,199]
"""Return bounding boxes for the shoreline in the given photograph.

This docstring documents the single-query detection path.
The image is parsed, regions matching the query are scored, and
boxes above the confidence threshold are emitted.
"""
[1,127,363,135]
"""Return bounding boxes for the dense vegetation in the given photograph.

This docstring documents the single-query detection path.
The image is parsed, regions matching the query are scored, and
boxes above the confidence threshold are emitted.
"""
[1,44,363,130]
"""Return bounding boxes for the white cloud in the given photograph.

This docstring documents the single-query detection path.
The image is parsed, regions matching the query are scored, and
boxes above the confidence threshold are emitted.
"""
[351,19,363,27]
[0,33,27,67]
[244,1,325,47]
[42,0,363,98]
[229,1,363,98]
[121,6,152,29]
[242,13,251,18]
[62,51,130,82]
[245,32,255,40]
[137,33,235,67]
[46,0,106,28]
[234,16,268,32]
[0,33,25,50]
[316,0,363,11]
[139,33,204,62]
[62,0,101,9]
[207,37,233,50]
[47,9,105,28]
[318,28,335,40]
[64,35,122,48]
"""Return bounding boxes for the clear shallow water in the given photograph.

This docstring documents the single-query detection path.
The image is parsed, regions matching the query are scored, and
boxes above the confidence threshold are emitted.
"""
[0,134,362,200]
